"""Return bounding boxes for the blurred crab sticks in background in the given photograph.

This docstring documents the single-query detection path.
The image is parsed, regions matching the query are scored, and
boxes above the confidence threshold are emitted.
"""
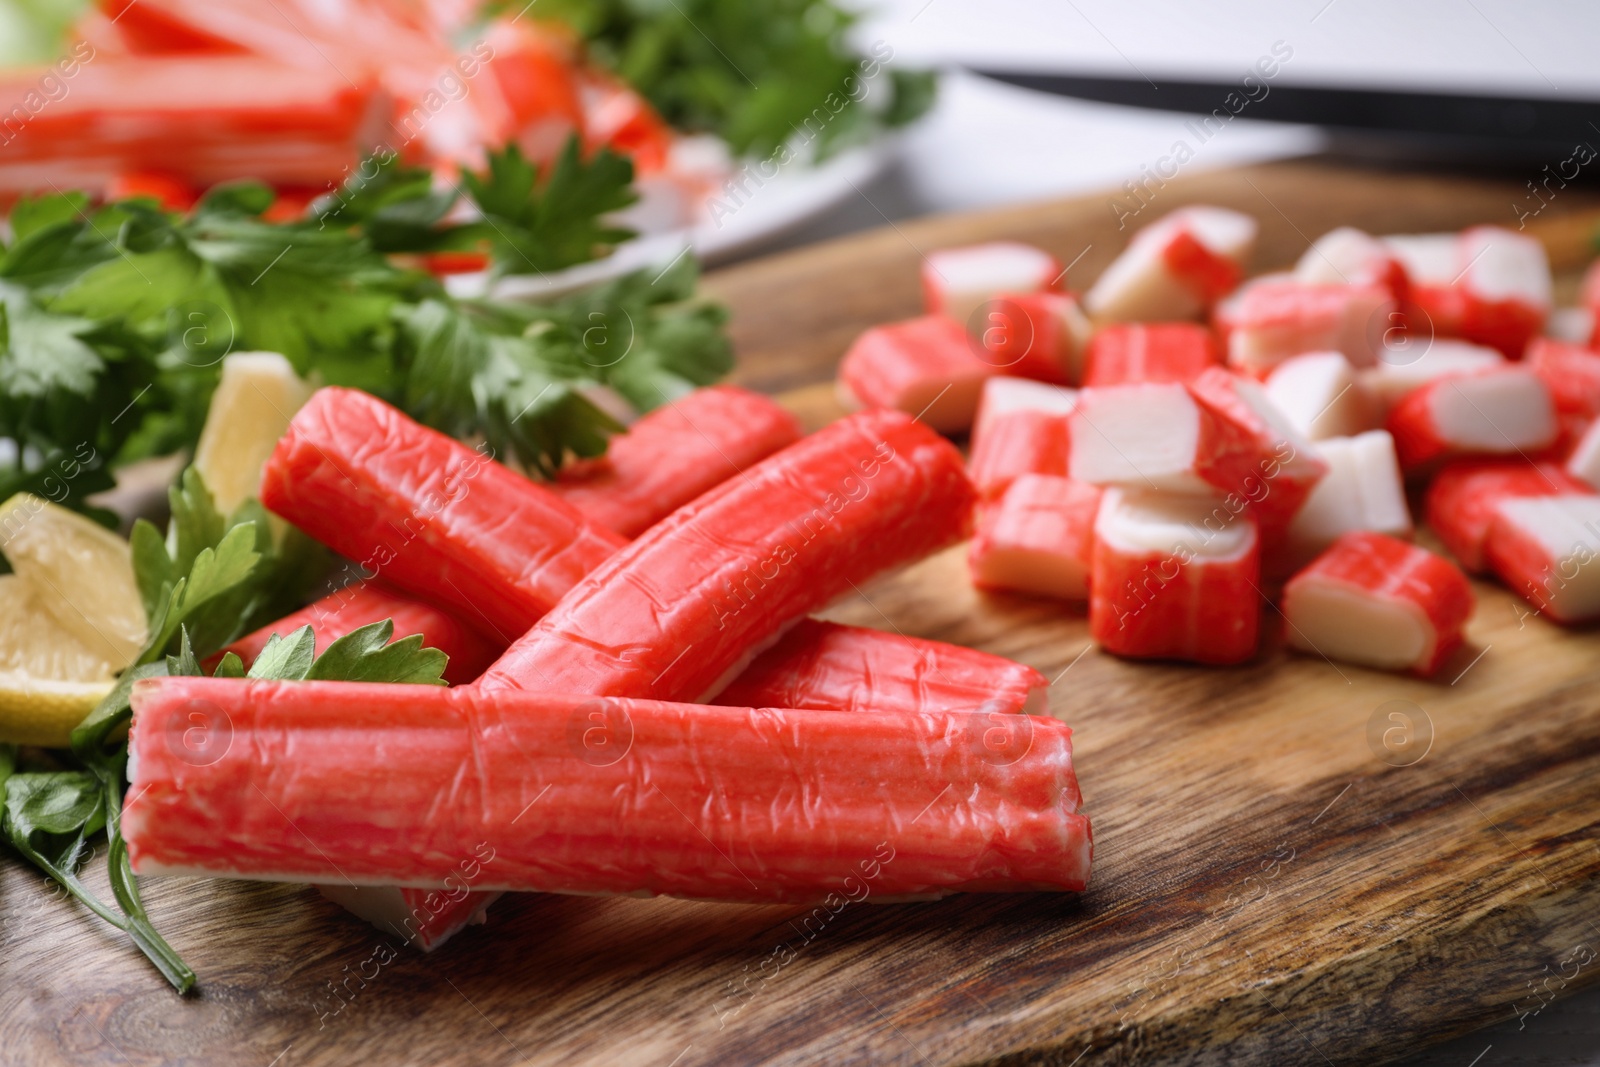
[1282,531,1473,676]
[1081,323,1219,387]
[837,316,997,434]
[1386,368,1557,470]
[1424,459,1593,573]
[1484,495,1600,623]
[921,241,1065,325]
[1382,226,1551,359]
[966,378,1078,501]
[1085,206,1257,322]
[479,409,977,698]
[125,679,1092,902]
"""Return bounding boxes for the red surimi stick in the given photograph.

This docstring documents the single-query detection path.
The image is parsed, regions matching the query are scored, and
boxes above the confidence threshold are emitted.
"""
[967,377,1079,502]
[921,242,1064,327]
[1081,323,1218,387]
[260,387,626,641]
[125,678,1092,902]
[219,580,503,686]
[1359,338,1504,417]
[1086,206,1257,322]
[1283,430,1411,574]
[1217,275,1391,377]
[1425,458,1594,572]
[1262,352,1377,441]
[975,292,1093,385]
[1294,227,1411,302]
[969,474,1101,601]
[1386,368,1557,470]
[1525,339,1600,421]
[712,619,1049,716]
[477,410,977,699]
[1383,227,1552,359]
[1089,489,1261,664]
[973,377,1080,440]
[1580,259,1600,349]
[1484,494,1600,623]
[1282,532,1473,676]
[1567,420,1600,490]
[837,315,996,433]
[550,386,802,537]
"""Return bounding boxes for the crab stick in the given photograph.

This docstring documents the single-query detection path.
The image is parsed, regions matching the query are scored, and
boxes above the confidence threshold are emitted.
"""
[922,242,1064,327]
[1263,352,1376,441]
[1424,459,1593,572]
[973,377,1080,440]
[1525,339,1600,421]
[1284,431,1411,572]
[1386,368,1557,470]
[1082,323,1218,387]
[260,388,626,641]
[975,293,1093,385]
[837,316,995,434]
[1089,488,1260,665]
[1068,381,1272,496]
[1294,227,1410,300]
[1359,339,1504,416]
[477,410,977,699]
[125,678,1093,902]
[1282,532,1473,676]
[1220,276,1391,377]
[1086,206,1256,322]
[1383,227,1551,359]
[1485,495,1600,623]
[550,386,802,538]
[1567,420,1600,490]
[218,581,503,686]
[713,619,1049,716]
[967,377,1078,500]
[969,475,1101,601]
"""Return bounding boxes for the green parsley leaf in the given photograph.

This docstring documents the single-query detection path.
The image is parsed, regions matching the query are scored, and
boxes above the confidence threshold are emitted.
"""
[303,619,448,685]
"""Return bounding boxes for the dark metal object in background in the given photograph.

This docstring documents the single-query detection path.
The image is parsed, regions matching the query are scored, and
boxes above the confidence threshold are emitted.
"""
[972,69,1600,165]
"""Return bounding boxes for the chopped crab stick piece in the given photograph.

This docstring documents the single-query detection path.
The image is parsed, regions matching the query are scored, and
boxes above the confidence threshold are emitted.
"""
[1220,276,1391,377]
[968,408,1069,501]
[1526,339,1600,421]
[550,386,802,538]
[1068,382,1271,495]
[1424,459,1593,572]
[1580,259,1600,348]
[1294,227,1410,298]
[1567,420,1600,490]
[260,388,627,640]
[1263,352,1376,440]
[1284,431,1411,572]
[1282,532,1473,676]
[477,410,977,700]
[713,619,1050,716]
[125,678,1093,902]
[0,55,386,193]
[1485,495,1600,623]
[1089,489,1260,665]
[1359,339,1504,415]
[975,293,1093,385]
[1543,307,1595,346]
[1383,228,1552,358]
[837,316,996,433]
[318,885,499,952]
[969,475,1101,601]
[1082,323,1218,387]
[1186,367,1325,562]
[973,377,1080,440]
[218,581,503,686]
[922,242,1064,327]
[1086,206,1257,322]
[1386,368,1557,469]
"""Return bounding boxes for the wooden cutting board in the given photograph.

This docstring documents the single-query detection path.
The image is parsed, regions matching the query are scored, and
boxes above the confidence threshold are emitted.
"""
[6,160,1600,1067]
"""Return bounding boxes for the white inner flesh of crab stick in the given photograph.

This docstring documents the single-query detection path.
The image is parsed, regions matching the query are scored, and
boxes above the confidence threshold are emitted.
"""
[1293,227,1392,286]
[1284,573,1431,670]
[1085,206,1256,322]
[1285,431,1411,567]
[1264,351,1374,440]
[1426,371,1556,452]
[1567,420,1600,490]
[1381,233,1457,286]
[974,377,1079,438]
[1491,495,1600,622]
[1360,339,1504,414]
[1069,383,1211,493]
[1460,226,1552,308]
[924,242,1060,325]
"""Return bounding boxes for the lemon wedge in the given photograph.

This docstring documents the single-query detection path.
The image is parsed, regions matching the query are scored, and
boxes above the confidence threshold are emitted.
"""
[192,351,313,518]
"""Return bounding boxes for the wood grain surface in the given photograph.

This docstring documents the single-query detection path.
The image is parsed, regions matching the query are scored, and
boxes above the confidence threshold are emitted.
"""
[6,159,1600,1067]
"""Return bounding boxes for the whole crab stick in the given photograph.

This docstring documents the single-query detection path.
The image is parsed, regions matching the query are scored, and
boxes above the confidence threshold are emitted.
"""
[837,316,996,434]
[922,242,1064,327]
[1282,531,1473,676]
[1386,368,1557,470]
[713,619,1049,716]
[218,580,503,686]
[125,678,1093,902]
[1086,206,1256,322]
[1082,323,1218,387]
[969,474,1101,601]
[478,410,977,699]
[1089,488,1261,665]
[550,386,803,538]
[1423,458,1593,572]
[1485,494,1600,623]
[260,387,626,640]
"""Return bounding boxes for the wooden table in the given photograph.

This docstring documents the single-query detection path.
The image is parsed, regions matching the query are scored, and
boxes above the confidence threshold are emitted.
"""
[5,159,1600,1067]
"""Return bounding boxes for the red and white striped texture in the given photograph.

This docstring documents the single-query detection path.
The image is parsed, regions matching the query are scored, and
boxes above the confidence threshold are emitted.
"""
[1386,368,1557,470]
[1359,338,1505,417]
[1086,206,1256,322]
[1294,227,1411,301]
[837,315,995,434]
[1484,494,1600,623]
[1282,531,1473,676]
[922,242,1064,327]
[1081,323,1218,387]
[1424,458,1593,573]
[966,378,1078,501]
[1089,488,1261,665]
[1283,430,1412,574]
[1217,274,1391,377]
[969,475,1101,601]
[125,678,1092,902]
[1525,339,1600,422]
[713,619,1049,717]
[550,386,803,538]
[1382,227,1552,359]
[477,409,977,699]
[974,292,1093,385]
